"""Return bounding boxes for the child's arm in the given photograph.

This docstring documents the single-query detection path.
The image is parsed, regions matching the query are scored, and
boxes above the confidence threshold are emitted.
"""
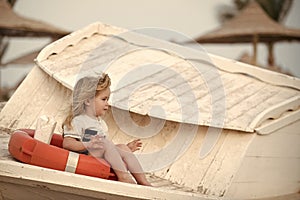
[63,137,87,152]
[63,136,104,152]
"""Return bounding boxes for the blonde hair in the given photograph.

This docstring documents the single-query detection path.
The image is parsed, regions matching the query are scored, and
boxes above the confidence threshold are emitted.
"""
[63,73,111,130]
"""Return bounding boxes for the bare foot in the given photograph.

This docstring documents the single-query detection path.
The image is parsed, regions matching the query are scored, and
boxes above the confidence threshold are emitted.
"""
[117,172,136,184]
[132,173,152,186]
[138,181,152,186]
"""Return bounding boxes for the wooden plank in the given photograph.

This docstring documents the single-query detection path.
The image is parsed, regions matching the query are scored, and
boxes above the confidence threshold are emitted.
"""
[250,96,300,132]
[0,66,48,131]
[39,35,131,90]
[209,53,300,90]
[275,118,300,134]
[0,160,211,200]
[246,193,300,200]
[52,88,72,133]
[36,22,126,63]
[226,118,300,199]
[14,69,60,129]
[35,81,71,133]
[110,53,189,109]
[247,120,300,157]
[158,127,230,193]
[198,130,254,197]
[226,181,300,199]
[0,66,71,133]
[226,82,268,121]
[0,132,10,160]
[255,109,300,135]
[232,157,300,182]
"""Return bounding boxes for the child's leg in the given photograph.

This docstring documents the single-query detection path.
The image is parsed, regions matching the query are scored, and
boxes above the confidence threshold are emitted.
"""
[99,139,136,184]
[116,144,152,186]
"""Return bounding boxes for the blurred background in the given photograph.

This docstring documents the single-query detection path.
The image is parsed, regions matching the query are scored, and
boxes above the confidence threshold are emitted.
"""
[0,0,299,101]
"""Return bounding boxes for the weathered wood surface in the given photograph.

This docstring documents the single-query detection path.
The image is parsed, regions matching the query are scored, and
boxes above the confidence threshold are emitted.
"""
[0,130,214,200]
[0,66,71,133]
[0,127,300,200]
[105,109,255,197]
[226,120,300,198]
[34,22,300,133]
[0,22,299,134]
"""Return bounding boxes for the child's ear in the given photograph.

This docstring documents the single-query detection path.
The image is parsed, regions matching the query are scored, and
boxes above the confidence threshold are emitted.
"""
[84,99,91,106]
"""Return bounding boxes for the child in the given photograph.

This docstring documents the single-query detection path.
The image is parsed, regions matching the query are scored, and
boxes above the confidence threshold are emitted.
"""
[62,73,151,186]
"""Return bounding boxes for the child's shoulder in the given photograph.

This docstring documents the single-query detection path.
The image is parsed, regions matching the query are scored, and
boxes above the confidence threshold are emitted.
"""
[72,114,90,123]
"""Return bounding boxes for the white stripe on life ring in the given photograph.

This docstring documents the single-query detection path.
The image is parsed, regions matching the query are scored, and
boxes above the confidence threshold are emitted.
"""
[65,151,79,173]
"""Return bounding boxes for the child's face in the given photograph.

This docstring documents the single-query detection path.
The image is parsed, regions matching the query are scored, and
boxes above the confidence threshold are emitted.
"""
[93,87,111,117]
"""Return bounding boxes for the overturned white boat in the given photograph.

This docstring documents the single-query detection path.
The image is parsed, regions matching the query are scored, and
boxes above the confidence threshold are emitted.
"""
[0,22,299,200]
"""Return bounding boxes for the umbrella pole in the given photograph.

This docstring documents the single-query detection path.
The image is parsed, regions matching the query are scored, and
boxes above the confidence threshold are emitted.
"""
[267,42,275,68]
[252,34,258,65]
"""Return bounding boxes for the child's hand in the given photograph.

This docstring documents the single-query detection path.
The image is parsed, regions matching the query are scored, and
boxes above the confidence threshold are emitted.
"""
[127,139,142,152]
[87,135,104,150]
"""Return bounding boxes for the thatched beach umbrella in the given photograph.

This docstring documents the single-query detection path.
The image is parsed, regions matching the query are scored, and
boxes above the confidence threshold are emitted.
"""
[0,0,69,38]
[0,0,69,100]
[0,0,69,65]
[0,50,39,67]
[192,1,300,66]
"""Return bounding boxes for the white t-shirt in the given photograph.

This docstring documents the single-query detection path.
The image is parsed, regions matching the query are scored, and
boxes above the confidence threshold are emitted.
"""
[63,114,108,142]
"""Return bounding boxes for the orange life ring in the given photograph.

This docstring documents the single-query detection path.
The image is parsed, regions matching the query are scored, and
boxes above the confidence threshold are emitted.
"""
[8,129,116,180]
